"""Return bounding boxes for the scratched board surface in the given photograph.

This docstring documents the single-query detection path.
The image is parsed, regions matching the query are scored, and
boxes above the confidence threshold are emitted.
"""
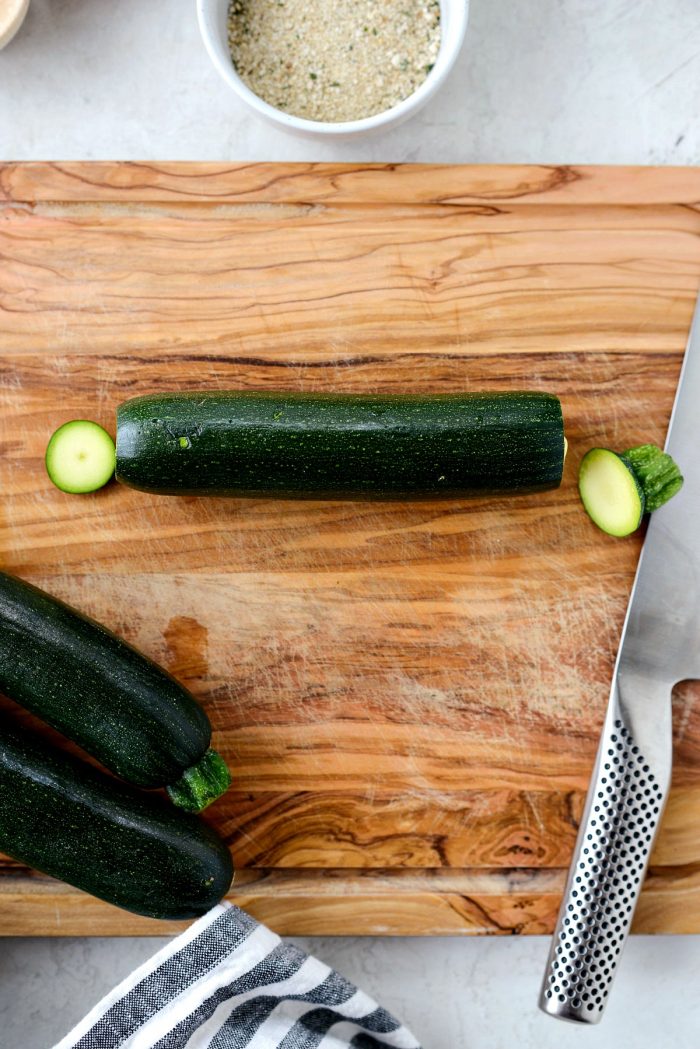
[1,163,700,936]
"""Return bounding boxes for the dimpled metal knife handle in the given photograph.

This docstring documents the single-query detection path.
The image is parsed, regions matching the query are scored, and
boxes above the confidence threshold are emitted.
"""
[539,673,672,1024]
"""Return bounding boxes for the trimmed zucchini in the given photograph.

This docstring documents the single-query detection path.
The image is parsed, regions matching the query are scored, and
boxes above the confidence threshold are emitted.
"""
[0,724,233,920]
[46,420,115,494]
[622,444,684,512]
[116,390,565,498]
[0,572,230,812]
[578,448,645,537]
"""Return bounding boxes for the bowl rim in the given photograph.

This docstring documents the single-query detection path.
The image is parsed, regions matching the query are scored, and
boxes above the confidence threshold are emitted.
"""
[196,0,469,135]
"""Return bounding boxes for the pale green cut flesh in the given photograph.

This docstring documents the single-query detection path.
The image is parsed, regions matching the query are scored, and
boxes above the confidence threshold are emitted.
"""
[578,448,645,537]
[46,420,116,494]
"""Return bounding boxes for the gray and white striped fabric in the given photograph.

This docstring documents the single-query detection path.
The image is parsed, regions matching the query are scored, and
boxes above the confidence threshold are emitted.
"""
[53,903,421,1049]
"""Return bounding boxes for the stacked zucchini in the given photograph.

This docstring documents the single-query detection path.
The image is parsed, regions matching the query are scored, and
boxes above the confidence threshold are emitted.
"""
[0,572,233,920]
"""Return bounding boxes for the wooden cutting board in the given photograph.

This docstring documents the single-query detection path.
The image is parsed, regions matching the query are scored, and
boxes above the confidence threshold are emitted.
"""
[1,163,699,937]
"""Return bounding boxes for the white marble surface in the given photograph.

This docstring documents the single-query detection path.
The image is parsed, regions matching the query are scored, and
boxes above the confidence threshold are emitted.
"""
[1,0,700,1046]
[0,0,698,163]
[1,933,700,1048]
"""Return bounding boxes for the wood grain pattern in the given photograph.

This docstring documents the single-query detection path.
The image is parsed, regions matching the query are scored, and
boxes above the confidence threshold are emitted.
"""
[1,162,699,204]
[1,865,698,937]
[1,163,699,935]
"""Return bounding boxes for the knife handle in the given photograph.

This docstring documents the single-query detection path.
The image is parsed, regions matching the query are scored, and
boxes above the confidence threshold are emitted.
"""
[539,673,672,1024]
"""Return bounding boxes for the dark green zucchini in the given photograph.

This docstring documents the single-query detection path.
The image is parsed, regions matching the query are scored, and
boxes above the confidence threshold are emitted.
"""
[116,390,565,498]
[0,572,230,812]
[0,723,233,920]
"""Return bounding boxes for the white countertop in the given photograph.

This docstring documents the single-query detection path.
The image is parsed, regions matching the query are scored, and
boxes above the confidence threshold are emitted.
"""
[1,1,699,1046]
[1,0,698,163]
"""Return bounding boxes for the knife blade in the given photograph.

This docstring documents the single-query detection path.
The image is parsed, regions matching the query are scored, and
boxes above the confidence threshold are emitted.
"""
[539,286,700,1025]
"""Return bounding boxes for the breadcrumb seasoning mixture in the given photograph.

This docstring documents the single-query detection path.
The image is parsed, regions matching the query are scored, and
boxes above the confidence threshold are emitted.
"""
[227,0,441,123]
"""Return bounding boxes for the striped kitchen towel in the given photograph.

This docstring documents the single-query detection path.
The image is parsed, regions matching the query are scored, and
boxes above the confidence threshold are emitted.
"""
[53,902,421,1049]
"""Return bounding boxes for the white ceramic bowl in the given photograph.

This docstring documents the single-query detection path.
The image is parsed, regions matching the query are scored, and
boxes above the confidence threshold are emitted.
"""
[197,0,468,138]
[0,0,30,51]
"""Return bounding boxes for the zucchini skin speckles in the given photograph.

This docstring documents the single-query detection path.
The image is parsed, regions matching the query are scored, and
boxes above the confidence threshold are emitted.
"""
[116,390,566,498]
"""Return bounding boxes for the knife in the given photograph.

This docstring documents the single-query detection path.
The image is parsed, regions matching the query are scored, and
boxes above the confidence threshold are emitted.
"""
[539,286,700,1025]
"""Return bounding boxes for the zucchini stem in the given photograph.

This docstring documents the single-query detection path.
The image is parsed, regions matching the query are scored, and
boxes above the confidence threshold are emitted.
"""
[622,444,684,512]
[166,749,231,812]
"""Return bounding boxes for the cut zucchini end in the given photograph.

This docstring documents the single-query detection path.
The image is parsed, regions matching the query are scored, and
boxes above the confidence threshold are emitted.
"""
[46,420,116,494]
[578,448,645,537]
[166,749,232,813]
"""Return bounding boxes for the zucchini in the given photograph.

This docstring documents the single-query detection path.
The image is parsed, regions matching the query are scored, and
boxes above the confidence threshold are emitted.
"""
[0,572,230,812]
[45,420,115,494]
[579,443,683,537]
[0,724,233,920]
[578,448,645,537]
[116,390,565,498]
